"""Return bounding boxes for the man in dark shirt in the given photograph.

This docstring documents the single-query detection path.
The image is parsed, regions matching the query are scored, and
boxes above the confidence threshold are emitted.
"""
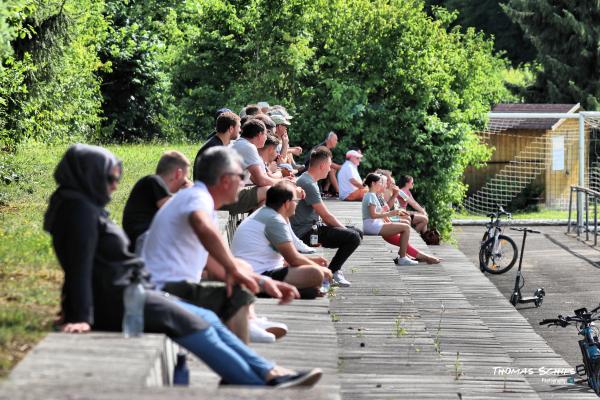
[305,131,340,195]
[192,111,241,181]
[122,150,192,252]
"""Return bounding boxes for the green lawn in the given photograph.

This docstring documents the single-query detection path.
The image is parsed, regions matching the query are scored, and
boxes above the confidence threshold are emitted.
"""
[0,142,198,377]
[454,209,570,221]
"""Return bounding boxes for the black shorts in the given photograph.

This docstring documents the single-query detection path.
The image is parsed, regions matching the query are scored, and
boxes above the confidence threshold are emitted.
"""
[261,267,289,281]
[162,281,254,322]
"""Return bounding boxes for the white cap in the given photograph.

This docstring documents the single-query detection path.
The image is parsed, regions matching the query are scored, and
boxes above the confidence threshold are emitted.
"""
[346,150,363,159]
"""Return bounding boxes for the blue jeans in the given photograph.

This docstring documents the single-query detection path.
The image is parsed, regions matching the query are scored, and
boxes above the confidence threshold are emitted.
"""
[173,300,274,385]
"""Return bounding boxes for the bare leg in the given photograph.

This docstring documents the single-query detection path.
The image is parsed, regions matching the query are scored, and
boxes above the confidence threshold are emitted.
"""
[226,304,250,344]
[379,223,411,257]
[414,251,441,264]
[284,265,323,289]
[412,214,428,233]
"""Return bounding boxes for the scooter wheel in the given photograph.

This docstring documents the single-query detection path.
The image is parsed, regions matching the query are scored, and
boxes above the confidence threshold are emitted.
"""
[534,295,544,307]
[510,293,518,306]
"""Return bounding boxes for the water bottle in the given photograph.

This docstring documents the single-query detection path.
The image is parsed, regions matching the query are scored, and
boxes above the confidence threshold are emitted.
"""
[320,279,330,295]
[173,352,190,386]
[310,223,319,247]
[123,268,146,338]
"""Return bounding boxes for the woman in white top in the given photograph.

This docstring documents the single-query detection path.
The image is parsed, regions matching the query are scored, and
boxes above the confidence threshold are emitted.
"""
[362,173,440,265]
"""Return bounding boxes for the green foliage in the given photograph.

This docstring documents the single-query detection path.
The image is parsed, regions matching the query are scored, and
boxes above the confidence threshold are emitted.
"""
[1,0,107,151]
[97,0,181,142]
[424,0,536,65]
[172,0,511,235]
[504,0,600,110]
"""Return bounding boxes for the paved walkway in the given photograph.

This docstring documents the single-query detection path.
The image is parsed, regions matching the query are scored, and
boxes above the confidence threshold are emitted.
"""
[454,225,600,372]
[324,201,597,399]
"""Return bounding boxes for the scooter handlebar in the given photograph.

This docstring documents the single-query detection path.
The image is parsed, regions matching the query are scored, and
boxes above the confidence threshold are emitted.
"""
[510,227,541,234]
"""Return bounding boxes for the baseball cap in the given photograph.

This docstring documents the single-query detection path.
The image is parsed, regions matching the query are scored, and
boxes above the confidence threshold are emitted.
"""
[269,105,293,120]
[215,108,232,120]
[270,114,291,126]
[346,150,363,159]
[257,101,270,109]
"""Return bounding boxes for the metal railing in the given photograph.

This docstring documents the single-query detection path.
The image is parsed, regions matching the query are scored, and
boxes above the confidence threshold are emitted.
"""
[226,213,246,246]
[567,185,600,245]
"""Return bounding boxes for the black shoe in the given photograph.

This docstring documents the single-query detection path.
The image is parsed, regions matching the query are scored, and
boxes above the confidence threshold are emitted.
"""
[267,368,322,389]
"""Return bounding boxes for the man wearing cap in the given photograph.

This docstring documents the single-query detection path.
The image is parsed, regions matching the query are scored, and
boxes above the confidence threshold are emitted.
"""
[192,111,240,181]
[338,150,368,201]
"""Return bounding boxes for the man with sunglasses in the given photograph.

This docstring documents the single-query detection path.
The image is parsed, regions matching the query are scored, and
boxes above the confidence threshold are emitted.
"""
[142,147,299,343]
[231,181,332,297]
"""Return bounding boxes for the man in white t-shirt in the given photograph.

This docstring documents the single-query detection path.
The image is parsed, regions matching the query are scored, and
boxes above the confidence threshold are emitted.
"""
[231,181,332,297]
[143,147,299,343]
[222,119,288,214]
[338,150,368,201]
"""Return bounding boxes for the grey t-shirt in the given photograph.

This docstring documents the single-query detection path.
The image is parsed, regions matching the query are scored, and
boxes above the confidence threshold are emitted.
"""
[255,206,292,248]
[230,138,263,170]
[362,191,380,220]
[290,172,321,237]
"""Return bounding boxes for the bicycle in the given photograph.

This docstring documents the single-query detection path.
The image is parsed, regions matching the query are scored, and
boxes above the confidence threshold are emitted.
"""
[540,305,600,395]
[478,205,518,274]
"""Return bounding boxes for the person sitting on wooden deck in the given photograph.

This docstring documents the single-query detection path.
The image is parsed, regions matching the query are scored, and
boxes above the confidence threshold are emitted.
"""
[397,174,429,234]
[290,147,363,287]
[122,150,192,255]
[142,147,299,344]
[44,143,322,388]
[338,150,368,201]
[362,173,440,265]
[231,181,333,298]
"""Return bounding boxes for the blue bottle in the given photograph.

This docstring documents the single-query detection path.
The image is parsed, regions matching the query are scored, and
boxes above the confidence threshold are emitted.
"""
[173,352,190,386]
[123,268,146,338]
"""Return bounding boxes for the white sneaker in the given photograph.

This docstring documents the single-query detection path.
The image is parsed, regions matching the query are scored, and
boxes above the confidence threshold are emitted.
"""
[395,256,419,266]
[249,320,276,343]
[253,317,288,339]
[332,271,351,287]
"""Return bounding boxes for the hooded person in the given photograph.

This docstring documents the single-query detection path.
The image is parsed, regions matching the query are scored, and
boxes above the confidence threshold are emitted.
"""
[44,143,322,388]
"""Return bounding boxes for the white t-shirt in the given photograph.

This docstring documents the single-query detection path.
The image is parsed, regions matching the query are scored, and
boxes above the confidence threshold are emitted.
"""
[338,160,361,200]
[231,207,292,274]
[230,137,262,184]
[142,181,217,289]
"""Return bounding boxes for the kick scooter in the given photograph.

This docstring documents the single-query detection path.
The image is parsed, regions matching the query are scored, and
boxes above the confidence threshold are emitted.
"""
[509,227,545,307]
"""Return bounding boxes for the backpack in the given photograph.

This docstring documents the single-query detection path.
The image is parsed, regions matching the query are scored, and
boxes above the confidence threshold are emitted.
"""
[421,229,441,245]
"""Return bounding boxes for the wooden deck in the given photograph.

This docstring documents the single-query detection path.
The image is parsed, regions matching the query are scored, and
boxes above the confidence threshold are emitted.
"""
[3,200,597,399]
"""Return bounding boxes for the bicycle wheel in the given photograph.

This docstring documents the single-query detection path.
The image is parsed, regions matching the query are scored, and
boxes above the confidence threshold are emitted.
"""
[478,234,518,274]
[478,232,490,272]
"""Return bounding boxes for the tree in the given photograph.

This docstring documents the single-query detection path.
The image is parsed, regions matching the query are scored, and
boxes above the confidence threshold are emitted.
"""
[172,0,512,234]
[424,0,536,65]
[503,0,600,109]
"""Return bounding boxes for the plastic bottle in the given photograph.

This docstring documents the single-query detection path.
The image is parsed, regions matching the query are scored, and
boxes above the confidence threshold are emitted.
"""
[320,279,330,295]
[123,268,146,338]
[310,222,319,247]
[173,352,190,386]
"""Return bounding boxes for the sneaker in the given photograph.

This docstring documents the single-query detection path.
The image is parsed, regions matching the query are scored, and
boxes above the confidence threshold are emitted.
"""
[268,368,323,389]
[249,321,276,343]
[395,256,419,266]
[332,271,351,287]
[253,317,288,339]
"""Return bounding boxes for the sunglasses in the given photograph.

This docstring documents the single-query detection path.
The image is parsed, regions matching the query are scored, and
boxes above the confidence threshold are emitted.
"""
[224,172,246,180]
[107,174,121,184]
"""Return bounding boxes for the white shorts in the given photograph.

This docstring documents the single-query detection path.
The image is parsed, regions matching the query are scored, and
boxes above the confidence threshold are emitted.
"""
[363,218,384,235]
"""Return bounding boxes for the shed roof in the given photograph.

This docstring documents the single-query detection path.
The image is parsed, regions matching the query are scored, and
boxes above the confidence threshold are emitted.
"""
[489,103,580,131]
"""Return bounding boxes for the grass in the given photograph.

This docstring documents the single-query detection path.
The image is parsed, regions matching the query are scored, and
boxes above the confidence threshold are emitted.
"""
[0,141,198,378]
[454,209,569,221]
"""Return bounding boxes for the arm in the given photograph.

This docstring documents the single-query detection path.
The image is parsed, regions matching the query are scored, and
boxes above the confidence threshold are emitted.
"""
[55,201,99,331]
[248,164,280,187]
[349,178,363,189]
[156,195,171,208]
[189,211,259,294]
[278,133,290,163]
[368,203,398,220]
[407,197,426,214]
[276,242,332,280]
[312,201,345,228]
